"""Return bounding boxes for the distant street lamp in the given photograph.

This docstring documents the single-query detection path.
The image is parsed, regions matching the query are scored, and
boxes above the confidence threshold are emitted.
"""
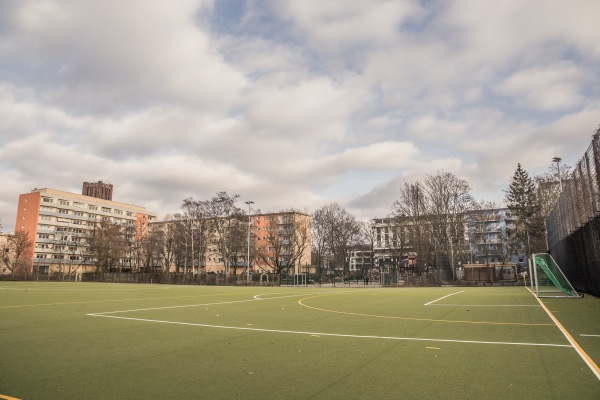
[552,157,563,192]
[245,201,254,284]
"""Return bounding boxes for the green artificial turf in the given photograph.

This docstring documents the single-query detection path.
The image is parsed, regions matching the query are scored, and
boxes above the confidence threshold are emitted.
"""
[0,282,598,399]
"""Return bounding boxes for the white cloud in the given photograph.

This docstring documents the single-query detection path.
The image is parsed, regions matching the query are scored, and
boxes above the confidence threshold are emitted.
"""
[1,0,599,231]
[494,61,588,111]
[4,0,244,113]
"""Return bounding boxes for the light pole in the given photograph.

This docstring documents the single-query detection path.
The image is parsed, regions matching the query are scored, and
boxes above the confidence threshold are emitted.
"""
[245,201,254,285]
[552,156,563,192]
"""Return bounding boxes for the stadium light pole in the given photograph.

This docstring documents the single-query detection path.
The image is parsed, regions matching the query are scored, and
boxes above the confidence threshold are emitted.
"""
[552,156,563,192]
[245,201,254,285]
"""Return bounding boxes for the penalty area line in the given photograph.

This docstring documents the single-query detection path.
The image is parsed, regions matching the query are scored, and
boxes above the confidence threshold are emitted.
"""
[86,313,570,348]
[424,291,464,306]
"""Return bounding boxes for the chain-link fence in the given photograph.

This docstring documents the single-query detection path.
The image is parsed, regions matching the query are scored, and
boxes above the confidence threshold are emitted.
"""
[546,130,600,296]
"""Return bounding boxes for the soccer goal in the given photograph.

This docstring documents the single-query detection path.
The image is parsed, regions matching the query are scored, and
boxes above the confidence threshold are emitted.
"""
[529,253,582,298]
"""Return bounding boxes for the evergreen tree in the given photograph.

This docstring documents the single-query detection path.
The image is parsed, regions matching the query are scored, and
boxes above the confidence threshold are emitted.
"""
[504,163,545,257]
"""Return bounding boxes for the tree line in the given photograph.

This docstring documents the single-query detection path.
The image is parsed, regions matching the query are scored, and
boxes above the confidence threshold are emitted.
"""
[0,162,562,282]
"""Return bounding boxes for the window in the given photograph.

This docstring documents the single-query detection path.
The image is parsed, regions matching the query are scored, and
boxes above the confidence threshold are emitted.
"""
[42,198,53,203]
[58,209,69,214]
[102,207,111,213]
[89,205,98,211]
[59,200,70,206]
[74,211,83,216]
[38,233,50,239]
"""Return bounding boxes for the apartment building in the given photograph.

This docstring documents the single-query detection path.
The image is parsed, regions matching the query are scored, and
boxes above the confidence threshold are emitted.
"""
[371,217,412,270]
[466,208,517,264]
[154,210,312,276]
[370,208,518,271]
[348,248,373,273]
[251,211,312,275]
[15,187,157,275]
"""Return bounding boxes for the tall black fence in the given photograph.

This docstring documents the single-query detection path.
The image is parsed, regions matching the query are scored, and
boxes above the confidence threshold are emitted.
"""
[547,130,600,296]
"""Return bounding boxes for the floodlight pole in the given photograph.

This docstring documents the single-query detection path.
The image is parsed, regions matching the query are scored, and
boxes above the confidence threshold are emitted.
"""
[245,201,254,285]
[552,156,563,192]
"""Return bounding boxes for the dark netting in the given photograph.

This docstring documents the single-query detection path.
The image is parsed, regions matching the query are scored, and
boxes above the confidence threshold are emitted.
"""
[547,131,600,297]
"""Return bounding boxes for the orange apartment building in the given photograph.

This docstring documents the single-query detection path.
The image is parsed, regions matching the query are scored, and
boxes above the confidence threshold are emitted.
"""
[15,187,157,276]
[250,211,312,276]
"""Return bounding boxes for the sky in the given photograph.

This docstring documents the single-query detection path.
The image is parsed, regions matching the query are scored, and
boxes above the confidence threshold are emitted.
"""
[1,0,599,232]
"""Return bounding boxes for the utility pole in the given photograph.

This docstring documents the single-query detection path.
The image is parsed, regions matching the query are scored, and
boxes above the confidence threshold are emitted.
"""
[245,201,254,284]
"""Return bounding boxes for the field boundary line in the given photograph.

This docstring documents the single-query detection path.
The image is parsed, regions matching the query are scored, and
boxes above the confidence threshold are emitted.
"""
[0,394,22,400]
[528,288,600,380]
[580,334,600,337]
[86,313,571,348]
[424,291,464,305]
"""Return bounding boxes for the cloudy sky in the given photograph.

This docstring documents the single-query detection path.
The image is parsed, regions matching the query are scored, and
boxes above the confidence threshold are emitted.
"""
[1,0,599,231]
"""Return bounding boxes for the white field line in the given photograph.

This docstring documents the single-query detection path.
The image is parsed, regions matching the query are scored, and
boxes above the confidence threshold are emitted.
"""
[87,292,339,316]
[424,291,464,306]
[580,334,600,337]
[429,304,538,307]
[85,313,571,348]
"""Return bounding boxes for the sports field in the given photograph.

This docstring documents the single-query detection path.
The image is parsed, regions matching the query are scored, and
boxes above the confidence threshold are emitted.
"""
[1,282,599,400]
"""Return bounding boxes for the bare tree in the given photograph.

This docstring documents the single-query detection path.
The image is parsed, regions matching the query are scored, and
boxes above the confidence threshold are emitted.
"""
[392,181,432,274]
[311,203,360,278]
[3,231,34,279]
[424,171,473,279]
[311,208,330,281]
[140,226,164,272]
[159,214,180,273]
[204,192,244,277]
[87,220,126,273]
[180,198,211,274]
[255,212,310,283]
[358,220,376,276]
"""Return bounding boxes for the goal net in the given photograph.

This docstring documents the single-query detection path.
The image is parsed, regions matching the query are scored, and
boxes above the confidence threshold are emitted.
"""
[530,253,582,298]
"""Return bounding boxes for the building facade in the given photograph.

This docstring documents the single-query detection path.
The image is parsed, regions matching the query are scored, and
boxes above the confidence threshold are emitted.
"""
[250,211,312,276]
[82,181,114,201]
[152,210,312,276]
[15,188,157,276]
[369,208,519,274]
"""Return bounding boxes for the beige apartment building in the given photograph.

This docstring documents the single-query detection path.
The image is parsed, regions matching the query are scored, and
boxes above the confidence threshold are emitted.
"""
[15,187,157,276]
[153,210,312,276]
